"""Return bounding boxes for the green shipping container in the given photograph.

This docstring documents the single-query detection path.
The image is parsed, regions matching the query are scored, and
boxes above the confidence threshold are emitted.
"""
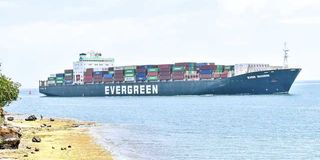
[124,69,135,74]
[216,65,224,72]
[147,76,158,81]
[65,73,73,76]
[189,63,196,67]
[108,71,115,74]
[124,73,135,77]
[172,66,185,71]
[55,80,64,84]
[188,66,195,71]
[56,77,64,81]
[48,77,55,81]
[147,68,159,72]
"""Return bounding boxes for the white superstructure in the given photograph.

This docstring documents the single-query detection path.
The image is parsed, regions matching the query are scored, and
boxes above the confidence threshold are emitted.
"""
[73,51,114,84]
[234,63,283,76]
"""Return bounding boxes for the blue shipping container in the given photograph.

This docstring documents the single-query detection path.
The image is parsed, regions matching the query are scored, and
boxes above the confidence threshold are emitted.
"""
[196,63,207,67]
[94,71,102,75]
[103,74,113,78]
[136,76,147,81]
[65,80,73,84]
[199,70,213,74]
[136,73,146,77]
[56,73,64,77]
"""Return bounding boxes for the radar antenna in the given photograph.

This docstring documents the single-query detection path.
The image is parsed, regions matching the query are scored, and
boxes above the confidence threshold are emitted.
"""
[283,42,289,69]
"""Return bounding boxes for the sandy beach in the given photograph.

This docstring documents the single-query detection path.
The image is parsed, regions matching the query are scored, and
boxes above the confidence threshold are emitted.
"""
[0,115,113,160]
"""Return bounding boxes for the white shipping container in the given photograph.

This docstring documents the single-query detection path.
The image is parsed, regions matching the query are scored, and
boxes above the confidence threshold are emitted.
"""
[47,80,55,85]
[185,71,197,75]
[115,66,124,70]
[124,66,136,70]
[93,68,103,72]
[125,77,135,81]
[50,74,56,77]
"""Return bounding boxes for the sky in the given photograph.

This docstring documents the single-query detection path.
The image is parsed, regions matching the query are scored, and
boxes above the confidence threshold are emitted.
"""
[0,0,319,88]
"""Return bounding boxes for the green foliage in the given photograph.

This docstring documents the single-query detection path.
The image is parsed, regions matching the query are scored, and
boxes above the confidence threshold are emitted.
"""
[0,74,20,107]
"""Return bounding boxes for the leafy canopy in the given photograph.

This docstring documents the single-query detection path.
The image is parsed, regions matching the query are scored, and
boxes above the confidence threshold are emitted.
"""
[0,74,20,107]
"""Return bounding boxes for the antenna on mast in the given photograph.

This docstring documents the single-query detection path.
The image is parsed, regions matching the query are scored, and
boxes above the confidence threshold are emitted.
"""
[283,42,289,69]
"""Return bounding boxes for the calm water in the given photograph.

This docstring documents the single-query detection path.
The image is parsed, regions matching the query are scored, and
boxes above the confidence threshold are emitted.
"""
[7,82,320,160]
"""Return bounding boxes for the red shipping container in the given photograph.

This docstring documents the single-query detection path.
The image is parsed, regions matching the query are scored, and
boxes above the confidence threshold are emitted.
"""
[136,66,145,69]
[213,73,220,78]
[175,62,193,66]
[103,78,113,83]
[64,76,73,80]
[159,68,171,72]
[114,76,124,79]
[200,74,212,79]
[172,72,184,76]
[147,72,158,76]
[114,79,124,82]
[220,71,228,78]
[136,68,146,73]
[158,64,172,69]
[84,76,93,80]
[172,75,184,80]
[159,75,171,80]
[115,70,123,74]
[86,68,94,72]
[159,71,171,76]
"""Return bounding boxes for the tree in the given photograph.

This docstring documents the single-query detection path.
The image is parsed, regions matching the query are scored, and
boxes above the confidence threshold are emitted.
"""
[0,74,20,125]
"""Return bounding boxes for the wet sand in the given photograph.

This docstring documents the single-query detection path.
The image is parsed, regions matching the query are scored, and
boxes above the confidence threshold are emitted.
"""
[0,116,113,160]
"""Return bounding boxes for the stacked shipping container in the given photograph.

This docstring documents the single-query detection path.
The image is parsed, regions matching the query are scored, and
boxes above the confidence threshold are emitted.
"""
[136,65,147,81]
[47,74,56,86]
[199,64,215,80]
[158,64,171,81]
[93,71,103,83]
[103,67,114,83]
[47,62,236,85]
[172,64,185,80]
[114,67,124,82]
[147,67,159,81]
[64,69,73,85]
[55,73,64,85]
[84,68,93,84]
[124,66,136,82]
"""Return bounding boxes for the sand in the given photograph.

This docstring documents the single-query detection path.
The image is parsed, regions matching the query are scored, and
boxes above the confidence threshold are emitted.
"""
[0,117,113,160]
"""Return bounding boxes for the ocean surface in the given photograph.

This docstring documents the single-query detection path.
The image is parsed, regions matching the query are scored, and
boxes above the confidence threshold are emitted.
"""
[7,81,320,160]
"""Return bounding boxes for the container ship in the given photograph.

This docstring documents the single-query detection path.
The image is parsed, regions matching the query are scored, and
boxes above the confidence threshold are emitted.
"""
[39,49,301,97]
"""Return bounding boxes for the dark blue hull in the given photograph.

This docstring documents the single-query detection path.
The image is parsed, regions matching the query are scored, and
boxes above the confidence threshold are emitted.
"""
[39,68,301,97]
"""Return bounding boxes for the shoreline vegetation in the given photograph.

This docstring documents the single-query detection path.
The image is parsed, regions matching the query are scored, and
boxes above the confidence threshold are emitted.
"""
[0,113,113,160]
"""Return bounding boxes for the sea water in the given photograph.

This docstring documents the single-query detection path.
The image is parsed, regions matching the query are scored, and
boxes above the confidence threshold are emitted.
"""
[7,81,320,160]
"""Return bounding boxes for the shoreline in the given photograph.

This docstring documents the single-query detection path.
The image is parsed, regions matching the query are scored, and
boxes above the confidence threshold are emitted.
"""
[1,113,113,160]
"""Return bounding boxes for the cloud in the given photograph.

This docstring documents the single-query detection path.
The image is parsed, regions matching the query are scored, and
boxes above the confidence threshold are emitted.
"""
[216,0,268,15]
[0,0,15,8]
[280,16,320,24]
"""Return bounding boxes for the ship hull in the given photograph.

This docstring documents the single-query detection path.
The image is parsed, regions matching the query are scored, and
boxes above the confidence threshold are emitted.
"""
[39,68,301,97]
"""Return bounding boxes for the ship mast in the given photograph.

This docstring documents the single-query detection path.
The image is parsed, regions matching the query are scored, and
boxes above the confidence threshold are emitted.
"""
[283,42,289,69]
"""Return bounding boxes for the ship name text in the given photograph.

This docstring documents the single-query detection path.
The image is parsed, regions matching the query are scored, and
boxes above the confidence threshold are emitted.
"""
[247,74,270,79]
[105,85,159,95]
